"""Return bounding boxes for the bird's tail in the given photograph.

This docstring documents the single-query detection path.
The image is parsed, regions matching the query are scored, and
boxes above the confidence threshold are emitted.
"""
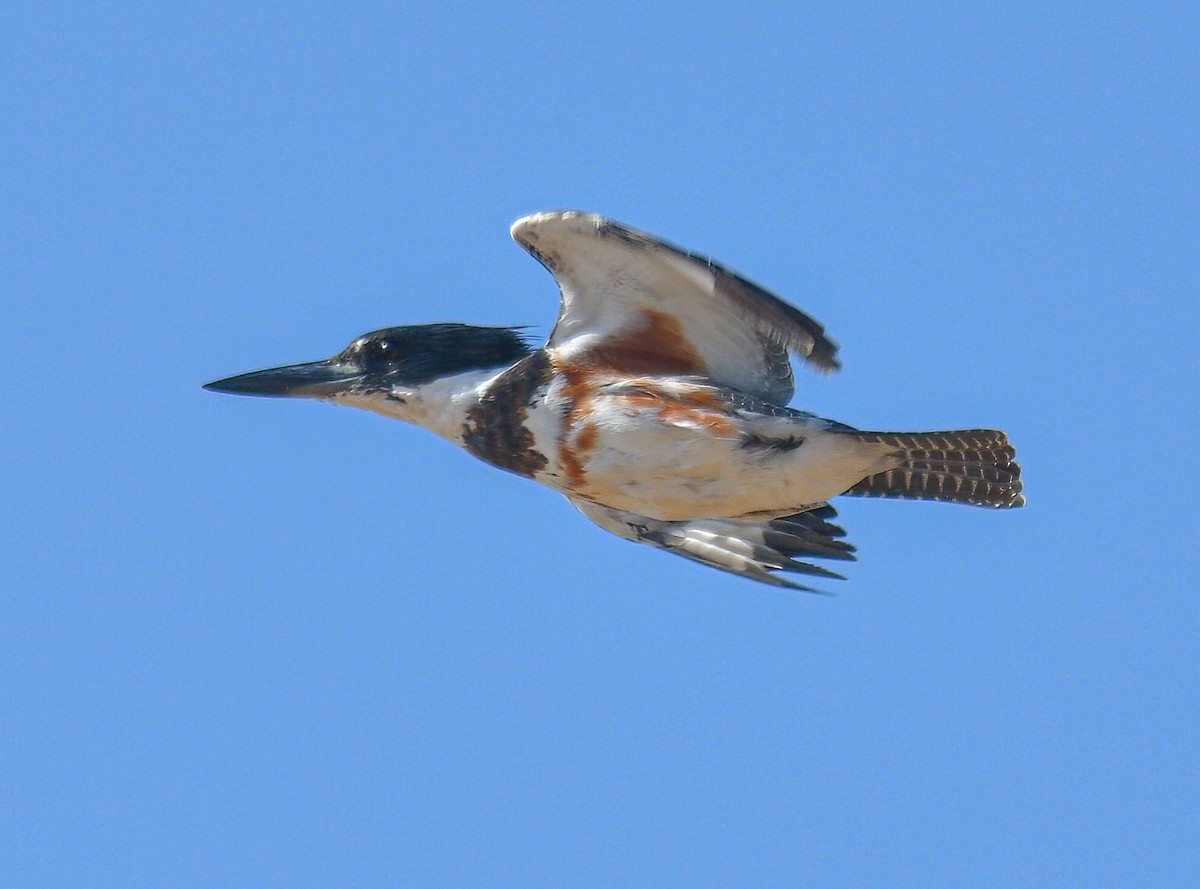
[842,429,1024,508]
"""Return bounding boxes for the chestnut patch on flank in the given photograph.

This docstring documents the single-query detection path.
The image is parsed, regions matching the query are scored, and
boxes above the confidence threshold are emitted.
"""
[553,365,599,489]
[552,311,720,490]
[575,423,599,452]
[615,386,740,437]
[577,308,706,376]
[553,309,706,489]
[463,351,551,477]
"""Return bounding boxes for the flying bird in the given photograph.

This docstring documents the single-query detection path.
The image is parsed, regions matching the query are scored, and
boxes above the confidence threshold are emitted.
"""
[205,211,1023,590]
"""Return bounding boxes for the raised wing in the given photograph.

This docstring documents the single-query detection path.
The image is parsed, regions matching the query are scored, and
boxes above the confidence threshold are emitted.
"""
[572,499,857,592]
[511,211,839,404]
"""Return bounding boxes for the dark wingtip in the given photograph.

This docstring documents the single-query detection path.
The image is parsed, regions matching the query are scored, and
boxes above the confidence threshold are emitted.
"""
[808,340,842,374]
[778,579,837,596]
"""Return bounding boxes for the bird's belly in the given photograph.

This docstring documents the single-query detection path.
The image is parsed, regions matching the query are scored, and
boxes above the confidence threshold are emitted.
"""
[576,438,773,520]
[527,395,878,522]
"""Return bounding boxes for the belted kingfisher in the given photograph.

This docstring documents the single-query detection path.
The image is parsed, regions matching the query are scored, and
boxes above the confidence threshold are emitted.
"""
[206,211,1023,591]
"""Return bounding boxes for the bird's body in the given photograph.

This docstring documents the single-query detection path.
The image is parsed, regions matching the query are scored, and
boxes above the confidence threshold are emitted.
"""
[463,364,884,522]
[206,211,1023,590]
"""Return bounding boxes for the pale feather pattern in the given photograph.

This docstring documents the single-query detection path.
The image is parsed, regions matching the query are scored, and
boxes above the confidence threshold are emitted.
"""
[511,211,839,403]
[573,499,856,592]
[526,375,892,522]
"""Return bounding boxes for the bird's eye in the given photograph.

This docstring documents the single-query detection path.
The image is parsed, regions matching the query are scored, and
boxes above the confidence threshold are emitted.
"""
[361,337,401,369]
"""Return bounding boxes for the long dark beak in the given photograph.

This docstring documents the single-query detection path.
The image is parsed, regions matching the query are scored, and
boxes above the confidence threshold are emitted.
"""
[203,360,363,398]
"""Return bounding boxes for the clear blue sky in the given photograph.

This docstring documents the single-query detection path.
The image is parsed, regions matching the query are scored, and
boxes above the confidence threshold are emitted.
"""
[4,4,1197,886]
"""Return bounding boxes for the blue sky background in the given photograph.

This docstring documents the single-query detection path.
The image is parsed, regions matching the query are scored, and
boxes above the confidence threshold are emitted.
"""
[4,3,1198,886]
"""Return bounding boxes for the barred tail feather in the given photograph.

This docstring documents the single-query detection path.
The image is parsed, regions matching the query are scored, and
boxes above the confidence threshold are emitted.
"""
[844,429,1024,508]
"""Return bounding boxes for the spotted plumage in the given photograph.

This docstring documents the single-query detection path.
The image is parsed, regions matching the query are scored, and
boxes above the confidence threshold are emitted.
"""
[205,211,1024,591]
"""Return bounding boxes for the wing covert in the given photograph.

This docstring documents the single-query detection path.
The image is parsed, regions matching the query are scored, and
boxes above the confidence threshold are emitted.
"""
[512,211,839,404]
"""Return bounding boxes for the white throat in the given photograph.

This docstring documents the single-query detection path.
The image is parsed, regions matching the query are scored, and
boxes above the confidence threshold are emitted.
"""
[329,367,502,445]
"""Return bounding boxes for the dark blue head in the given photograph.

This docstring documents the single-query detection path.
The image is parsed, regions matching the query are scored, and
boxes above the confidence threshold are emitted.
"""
[204,323,532,405]
[339,323,532,386]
